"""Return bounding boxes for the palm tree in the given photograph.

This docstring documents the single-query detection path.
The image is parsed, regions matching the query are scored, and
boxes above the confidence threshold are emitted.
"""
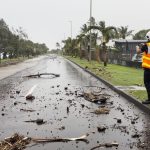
[64,38,72,55]
[79,21,98,60]
[80,24,89,34]
[62,37,78,56]
[76,33,86,59]
[56,42,60,50]
[89,21,116,66]
[79,24,91,60]
[133,29,150,40]
[117,26,133,39]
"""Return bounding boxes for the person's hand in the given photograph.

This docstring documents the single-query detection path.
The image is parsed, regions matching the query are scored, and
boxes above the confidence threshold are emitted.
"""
[138,43,144,48]
[136,45,141,54]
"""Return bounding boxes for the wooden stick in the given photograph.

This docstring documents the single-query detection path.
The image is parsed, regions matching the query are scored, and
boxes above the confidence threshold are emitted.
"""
[24,73,60,78]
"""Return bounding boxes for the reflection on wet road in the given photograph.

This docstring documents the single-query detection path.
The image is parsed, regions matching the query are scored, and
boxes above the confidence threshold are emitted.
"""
[0,56,150,150]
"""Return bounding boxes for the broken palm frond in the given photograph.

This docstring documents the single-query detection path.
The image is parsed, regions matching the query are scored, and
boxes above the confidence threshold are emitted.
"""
[24,73,60,78]
[32,134,88,143]
[24,119,46,125]
[0,133,31,150]
[0,134,88,150]
[20,109,36,112]
[92,107,110,114]
[90,142,119,150]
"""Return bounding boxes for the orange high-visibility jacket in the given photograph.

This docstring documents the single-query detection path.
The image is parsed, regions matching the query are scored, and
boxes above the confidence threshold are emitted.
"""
[142,42,150,69]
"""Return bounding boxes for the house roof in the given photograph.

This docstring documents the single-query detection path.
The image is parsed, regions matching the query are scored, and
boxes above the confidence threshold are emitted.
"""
[114,40,147,43]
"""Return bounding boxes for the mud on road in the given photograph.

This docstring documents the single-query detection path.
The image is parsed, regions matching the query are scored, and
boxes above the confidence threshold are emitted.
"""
[0,56,150,150]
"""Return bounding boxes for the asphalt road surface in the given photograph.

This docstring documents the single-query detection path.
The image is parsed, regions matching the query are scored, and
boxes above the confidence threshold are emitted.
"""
[0,55,150,150]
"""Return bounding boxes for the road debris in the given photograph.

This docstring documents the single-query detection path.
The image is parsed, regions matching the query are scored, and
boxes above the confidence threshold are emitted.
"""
[0,133,88,150]
[90,142,119,150]
[67,107,69,113]
[32,134,88,143]
[24,119,46,125]
[58,126,65,130]
[14,101,27,105]
[132,132,141,138]
[16,90,21,94]
[10,95,15,98]
[92,107,110,114]
[26,94,35,100]
[24,73,60,78]
[64,87,68,90]
[25,85,37,100]
[111,125,128,134]
[0,133,31,150]
[20,108,36,112]
[77,86,110,104]
[84,92,109,103]
[97,125,107,132]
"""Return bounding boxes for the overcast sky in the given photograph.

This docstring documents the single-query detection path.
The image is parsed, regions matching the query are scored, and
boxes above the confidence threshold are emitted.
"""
[0,0,150,49]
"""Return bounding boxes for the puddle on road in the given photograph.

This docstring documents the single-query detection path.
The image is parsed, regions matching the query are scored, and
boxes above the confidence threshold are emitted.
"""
[0,56,150,150]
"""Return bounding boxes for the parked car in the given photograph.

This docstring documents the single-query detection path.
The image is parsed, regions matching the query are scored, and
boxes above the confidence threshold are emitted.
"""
[131,54,142,62]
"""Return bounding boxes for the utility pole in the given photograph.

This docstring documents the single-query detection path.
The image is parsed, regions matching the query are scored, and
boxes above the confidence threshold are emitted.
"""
[69,21,72,39]
[89,0,92,61]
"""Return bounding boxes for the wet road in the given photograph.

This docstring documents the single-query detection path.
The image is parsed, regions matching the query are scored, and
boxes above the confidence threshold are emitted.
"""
[0,56,150,150]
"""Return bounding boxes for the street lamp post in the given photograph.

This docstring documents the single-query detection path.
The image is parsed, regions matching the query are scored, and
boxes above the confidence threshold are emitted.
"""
[89,0,92,61]
[69,21,72,39]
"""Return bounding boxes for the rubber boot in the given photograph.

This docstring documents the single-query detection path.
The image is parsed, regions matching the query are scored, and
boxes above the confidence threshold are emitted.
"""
[142,92,150,104]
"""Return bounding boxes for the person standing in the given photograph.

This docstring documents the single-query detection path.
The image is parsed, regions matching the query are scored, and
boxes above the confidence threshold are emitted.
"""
[136,31,150,104]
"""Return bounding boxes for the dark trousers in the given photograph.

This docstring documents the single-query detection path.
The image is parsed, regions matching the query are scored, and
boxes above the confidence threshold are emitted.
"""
[144,68,150,100]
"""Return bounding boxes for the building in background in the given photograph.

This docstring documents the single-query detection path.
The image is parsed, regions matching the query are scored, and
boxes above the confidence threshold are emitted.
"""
[114,40,146,61]
[108,40,146,67]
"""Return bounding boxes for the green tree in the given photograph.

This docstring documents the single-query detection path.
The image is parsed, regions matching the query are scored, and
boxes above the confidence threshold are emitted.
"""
[62,37,78,57]
[117,26,133,39]
[133,29,150,40]
[78,21,98,60]
[0,19,13,58]
[89,21,116,66]
[56,42,60,50]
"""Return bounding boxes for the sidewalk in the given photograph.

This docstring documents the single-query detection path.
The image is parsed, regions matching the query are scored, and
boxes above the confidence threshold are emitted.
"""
[0,56,46,80]
[115,85,146,91]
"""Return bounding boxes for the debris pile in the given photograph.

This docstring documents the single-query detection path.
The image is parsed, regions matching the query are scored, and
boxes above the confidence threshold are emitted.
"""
[92,107,110,114]
[77,86,110,104]
[0,133,31,150]
[84,92,109,103]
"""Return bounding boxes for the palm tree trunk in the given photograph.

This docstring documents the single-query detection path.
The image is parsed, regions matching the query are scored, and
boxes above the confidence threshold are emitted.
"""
[96,47,100,62]
[103,50,107,66]
[79,44,82,59]
[102,43,108,66]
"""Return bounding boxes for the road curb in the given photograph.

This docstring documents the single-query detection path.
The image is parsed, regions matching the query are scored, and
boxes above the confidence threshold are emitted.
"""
[67,58,150,114]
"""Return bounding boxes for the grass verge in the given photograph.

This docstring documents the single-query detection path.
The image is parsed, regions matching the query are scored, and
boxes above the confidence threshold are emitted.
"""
[0,57,28,67]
